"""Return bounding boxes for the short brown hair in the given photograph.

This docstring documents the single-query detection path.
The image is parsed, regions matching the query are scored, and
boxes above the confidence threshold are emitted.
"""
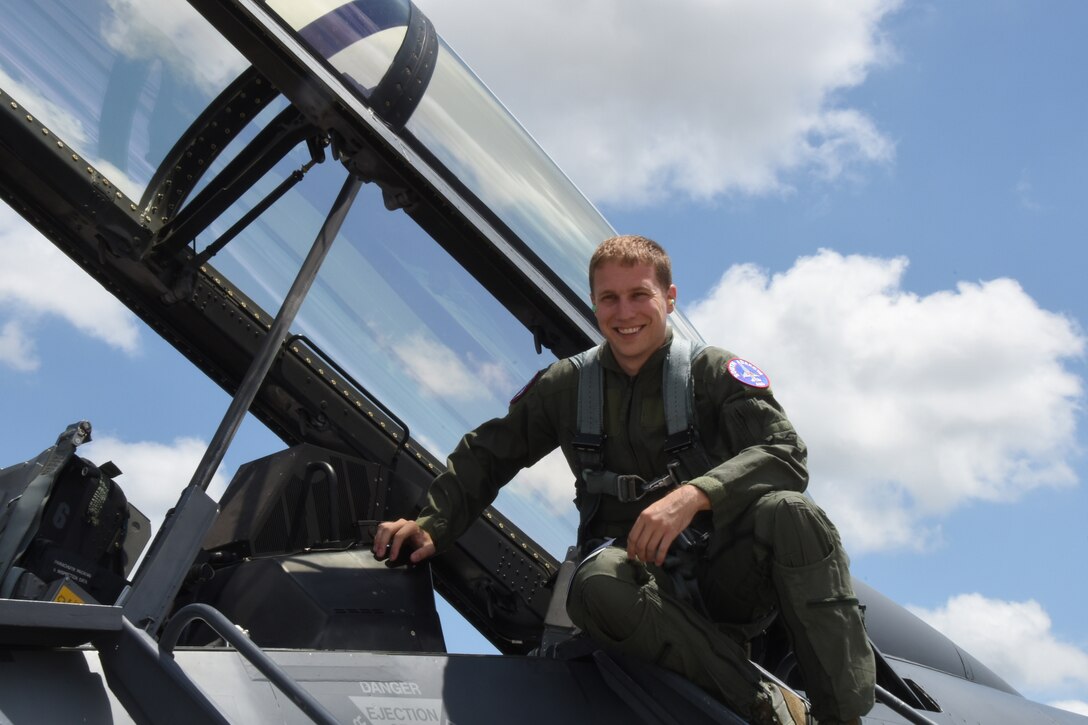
[589,235,672,294]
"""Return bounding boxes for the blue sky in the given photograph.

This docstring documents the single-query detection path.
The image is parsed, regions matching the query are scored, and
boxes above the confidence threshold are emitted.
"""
[2,0,1086,717]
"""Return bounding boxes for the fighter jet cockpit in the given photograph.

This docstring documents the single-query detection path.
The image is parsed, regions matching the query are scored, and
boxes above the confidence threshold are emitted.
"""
[1,2,1081,724]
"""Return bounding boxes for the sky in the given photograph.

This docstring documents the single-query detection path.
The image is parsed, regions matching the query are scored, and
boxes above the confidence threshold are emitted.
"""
[2,0,1087,718]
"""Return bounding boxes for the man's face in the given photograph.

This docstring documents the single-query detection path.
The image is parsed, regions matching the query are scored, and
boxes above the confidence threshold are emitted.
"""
[591,261,676,376]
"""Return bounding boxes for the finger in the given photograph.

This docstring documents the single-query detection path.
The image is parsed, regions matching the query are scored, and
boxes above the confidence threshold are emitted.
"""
[653,532,674,567]
[632,513,661,561]
[628,526,648,561]
[409,540,435,563]
[640,529,661,566]
[374,519,407,559]
[632,535,653,564]
[372,521,394,558]
[626,521,642,560]
[389,524,414,563]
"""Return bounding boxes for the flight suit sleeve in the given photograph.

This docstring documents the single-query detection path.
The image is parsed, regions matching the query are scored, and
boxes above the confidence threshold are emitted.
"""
[415,364,567,552]
[684,352,809,532]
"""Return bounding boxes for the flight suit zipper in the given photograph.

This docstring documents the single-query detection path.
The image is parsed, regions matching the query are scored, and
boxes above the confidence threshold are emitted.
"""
[620,374,647,475]
[626,372,648,474]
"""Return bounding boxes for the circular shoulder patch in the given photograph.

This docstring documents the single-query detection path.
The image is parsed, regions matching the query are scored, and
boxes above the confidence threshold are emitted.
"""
[725,358,771,388]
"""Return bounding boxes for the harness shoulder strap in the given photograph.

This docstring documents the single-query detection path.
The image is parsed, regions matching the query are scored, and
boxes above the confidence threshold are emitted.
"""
[663,335,697,438]
[571,346,605,471]
[575,335,713,481]
[663,336,714,478]
[572,346,603,441]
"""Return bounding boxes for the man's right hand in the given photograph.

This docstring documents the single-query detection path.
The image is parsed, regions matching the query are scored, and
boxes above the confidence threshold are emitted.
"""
[372,518,436,565]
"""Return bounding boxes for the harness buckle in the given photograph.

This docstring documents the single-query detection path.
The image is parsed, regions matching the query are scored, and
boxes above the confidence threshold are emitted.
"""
[664,427,698,455]
[571,432,605,453]
[614,461,684,503]
[614,474,642,502]
[665,459,684,487]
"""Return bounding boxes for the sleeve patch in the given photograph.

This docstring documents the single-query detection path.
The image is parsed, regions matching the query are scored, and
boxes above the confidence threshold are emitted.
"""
[510,368,545,405]
[725,358,771,388]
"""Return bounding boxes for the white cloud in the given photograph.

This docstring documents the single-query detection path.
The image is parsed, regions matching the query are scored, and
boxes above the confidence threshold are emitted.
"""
[0,320,38,371]
[0,208,141,367]
[391,333,500,401]
[687,250,1085,553]
[0,67,88,147]
[80,434,231,540]
[513,447,577,513]
[1052,700,1088,717]
[909,594,1088,697]
[0,60,145,202]
[417,0,899,205]
[102,0,248,94]
[477,359,516,396]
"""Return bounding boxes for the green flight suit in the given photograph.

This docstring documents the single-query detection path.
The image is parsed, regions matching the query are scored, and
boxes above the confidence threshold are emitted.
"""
[416,331,875,722]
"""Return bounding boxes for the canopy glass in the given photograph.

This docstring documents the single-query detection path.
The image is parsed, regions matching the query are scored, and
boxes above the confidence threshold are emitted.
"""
[0,0,702,558]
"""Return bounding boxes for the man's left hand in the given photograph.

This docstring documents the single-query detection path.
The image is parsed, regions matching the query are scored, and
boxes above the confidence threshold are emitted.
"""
[626,484,711,566]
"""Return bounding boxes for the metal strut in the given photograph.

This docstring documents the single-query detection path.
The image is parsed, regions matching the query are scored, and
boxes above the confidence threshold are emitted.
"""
[191,169,364,492]
[121,172,365,635]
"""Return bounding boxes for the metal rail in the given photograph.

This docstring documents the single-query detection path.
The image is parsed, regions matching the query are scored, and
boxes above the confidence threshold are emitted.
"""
[875,684,941,725]
[160,603,338,725]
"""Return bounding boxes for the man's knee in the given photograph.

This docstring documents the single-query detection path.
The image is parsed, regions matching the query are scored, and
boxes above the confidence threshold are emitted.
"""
[566,548,651,640]
[568,572,640,638]
[754,491,843,568]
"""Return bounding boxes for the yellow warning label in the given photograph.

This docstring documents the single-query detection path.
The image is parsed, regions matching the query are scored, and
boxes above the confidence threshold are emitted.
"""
[53,583,86,604]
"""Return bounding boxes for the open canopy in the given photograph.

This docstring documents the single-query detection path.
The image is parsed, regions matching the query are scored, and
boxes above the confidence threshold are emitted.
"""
[0,0,707,649]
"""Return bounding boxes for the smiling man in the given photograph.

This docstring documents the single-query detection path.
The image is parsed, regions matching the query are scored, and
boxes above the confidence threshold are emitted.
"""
[374,235,874,724]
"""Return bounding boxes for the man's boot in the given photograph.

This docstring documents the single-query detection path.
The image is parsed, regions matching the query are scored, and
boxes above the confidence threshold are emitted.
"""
[750,681,811,725]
